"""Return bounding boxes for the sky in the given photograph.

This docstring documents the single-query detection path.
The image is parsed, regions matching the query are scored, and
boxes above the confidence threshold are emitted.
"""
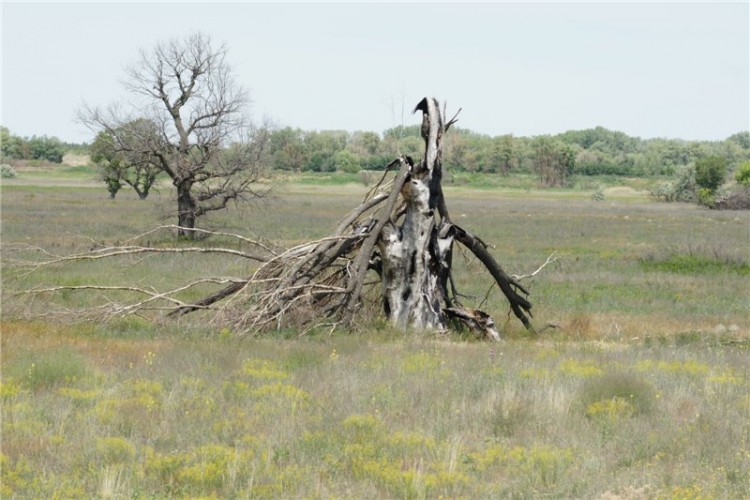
[2,2,748,144]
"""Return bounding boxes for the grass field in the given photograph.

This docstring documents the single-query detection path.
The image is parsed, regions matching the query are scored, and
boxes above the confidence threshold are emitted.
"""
[1,167,749,498]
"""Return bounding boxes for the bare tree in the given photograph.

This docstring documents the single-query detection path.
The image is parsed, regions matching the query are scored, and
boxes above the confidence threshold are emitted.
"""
[80,32,267,238]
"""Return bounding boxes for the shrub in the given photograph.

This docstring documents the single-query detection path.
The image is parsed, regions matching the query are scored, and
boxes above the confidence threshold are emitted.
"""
[27,135,65,163]
[715,186,750,210]
[735,161,750,187]
[334,150,361,174]
[650,165,696,202]
[579,371,656,416]
[96,436,136,464]
[697,187,715,208]
[359,171,378,186]
[7,348,90,390]
[695,156,726,192]
[585,398,635,421]
[649,181,676,202]
[360,154,393,171]
[1,164,17,178]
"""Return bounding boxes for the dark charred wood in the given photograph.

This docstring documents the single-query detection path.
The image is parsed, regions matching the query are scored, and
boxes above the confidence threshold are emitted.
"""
[451,224,534,332]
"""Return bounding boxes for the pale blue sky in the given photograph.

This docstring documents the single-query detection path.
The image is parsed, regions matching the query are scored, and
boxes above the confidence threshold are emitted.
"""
[2,2,748,143]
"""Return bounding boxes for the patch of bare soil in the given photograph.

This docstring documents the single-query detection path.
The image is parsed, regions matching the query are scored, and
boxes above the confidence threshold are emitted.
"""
[63,154,90,166]
[603,186,641,196]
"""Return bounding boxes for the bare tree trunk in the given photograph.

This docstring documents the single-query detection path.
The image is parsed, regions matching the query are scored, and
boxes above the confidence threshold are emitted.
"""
[377,98,450,329]
[375,98,532,336]
[176,181,197,239]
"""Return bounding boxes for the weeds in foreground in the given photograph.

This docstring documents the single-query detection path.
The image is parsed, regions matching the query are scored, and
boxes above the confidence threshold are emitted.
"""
[2,322,748,498]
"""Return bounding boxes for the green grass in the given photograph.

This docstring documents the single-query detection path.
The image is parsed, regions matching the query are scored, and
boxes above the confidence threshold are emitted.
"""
[4,346,92,390]
[58,164,97,175]
[2,170,749,497]
[640,252,750,275]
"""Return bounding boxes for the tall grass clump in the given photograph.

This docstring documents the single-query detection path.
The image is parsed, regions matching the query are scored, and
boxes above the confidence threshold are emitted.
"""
[5,347,92,390]
[579,370,657,417]
[640,252,750,275]
[1,164,18,178]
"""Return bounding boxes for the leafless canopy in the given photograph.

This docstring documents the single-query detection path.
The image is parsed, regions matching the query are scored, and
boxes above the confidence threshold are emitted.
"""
[79,32,269,237]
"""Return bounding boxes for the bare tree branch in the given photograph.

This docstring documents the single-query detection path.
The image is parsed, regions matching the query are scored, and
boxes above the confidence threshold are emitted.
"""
[512,252,562,281]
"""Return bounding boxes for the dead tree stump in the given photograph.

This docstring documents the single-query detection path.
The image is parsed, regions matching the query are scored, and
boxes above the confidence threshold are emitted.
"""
[175,97,535,339]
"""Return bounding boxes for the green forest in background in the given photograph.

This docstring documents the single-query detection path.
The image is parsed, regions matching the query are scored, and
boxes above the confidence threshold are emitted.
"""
[3,124,749,178]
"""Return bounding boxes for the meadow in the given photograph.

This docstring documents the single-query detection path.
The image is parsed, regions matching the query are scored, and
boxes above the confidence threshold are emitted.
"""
[1,166,749,498]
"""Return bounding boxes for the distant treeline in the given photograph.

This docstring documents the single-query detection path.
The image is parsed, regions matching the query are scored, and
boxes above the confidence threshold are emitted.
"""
[1,126,88,164]
[263,125,750,180]
[3,124,749,180]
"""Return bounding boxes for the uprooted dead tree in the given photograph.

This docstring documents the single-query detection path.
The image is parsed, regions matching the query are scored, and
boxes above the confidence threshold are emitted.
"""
[16,98,558,339]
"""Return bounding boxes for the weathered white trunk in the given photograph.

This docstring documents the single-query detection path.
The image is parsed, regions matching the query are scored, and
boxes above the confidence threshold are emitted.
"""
[378,98,452,330]
[379,177,448,329]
